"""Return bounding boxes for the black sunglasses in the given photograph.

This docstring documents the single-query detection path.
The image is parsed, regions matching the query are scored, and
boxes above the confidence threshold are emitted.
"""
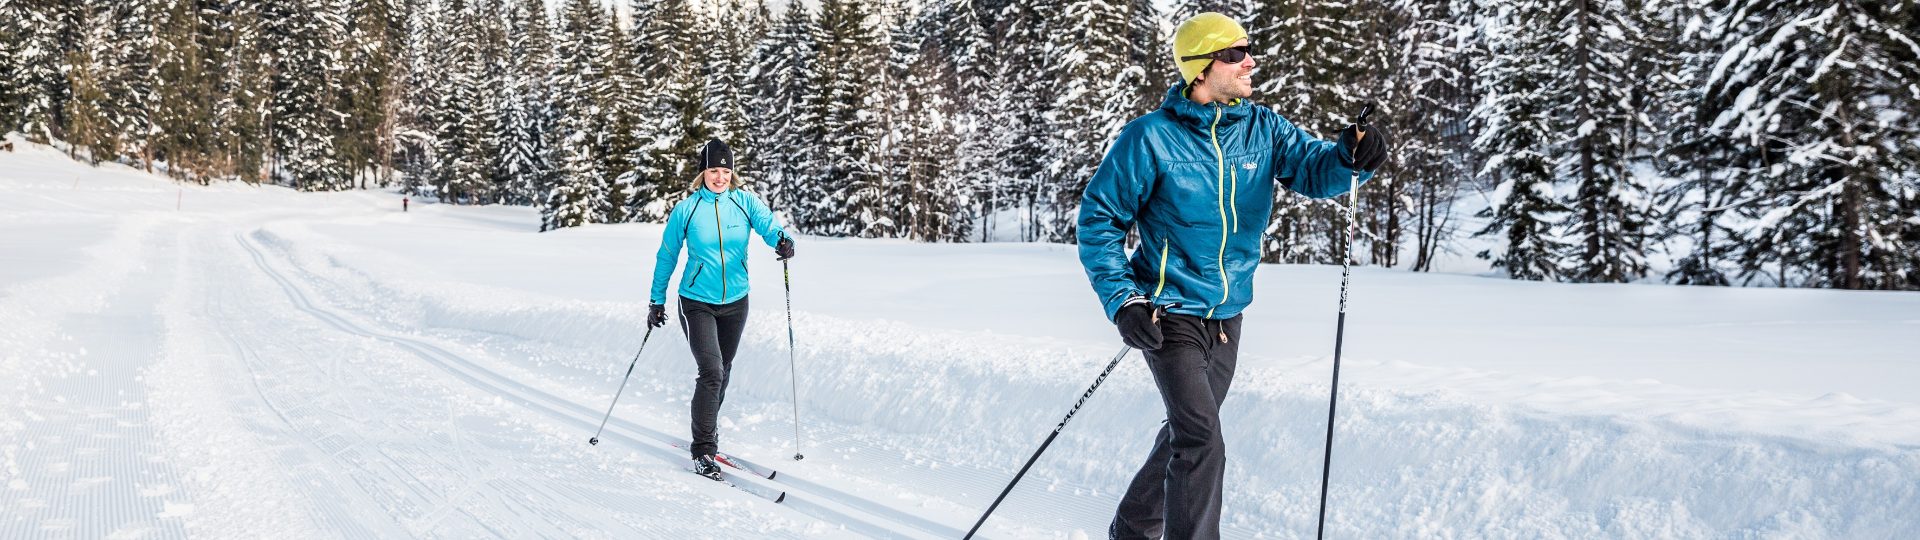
[1180,45,1253,65]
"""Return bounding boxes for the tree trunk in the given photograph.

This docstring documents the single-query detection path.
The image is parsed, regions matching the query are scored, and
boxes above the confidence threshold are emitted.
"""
[1575,0,1602,281]
[1833,53,1862,290]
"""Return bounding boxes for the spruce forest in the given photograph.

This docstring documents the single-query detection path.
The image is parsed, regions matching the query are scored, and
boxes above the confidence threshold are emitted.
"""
[2,0,1916,290]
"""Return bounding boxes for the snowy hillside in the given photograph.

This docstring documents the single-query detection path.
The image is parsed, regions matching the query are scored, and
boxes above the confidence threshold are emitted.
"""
[4,140,1918,539]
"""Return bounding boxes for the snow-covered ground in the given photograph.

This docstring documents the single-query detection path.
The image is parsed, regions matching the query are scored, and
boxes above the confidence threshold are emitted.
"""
[3,137,1917,539]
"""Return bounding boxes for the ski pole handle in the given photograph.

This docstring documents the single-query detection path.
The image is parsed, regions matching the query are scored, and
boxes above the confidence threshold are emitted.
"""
[1354,103,1374,142]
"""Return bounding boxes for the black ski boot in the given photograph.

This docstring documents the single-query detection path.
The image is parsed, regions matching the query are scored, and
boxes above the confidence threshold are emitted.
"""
[692,454,723,481]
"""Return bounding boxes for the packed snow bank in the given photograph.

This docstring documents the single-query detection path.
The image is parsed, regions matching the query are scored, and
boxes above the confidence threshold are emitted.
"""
[248,213,1920,538]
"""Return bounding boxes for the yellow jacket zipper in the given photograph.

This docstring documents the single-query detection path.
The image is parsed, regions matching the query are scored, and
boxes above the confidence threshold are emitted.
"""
[1230,169,1239,233]
[1207,107,1230,318]
[714,191,727,300]
[1154,242,1170,299]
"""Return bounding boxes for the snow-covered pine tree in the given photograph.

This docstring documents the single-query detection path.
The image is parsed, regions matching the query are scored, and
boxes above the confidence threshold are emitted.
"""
[542,0,613,230]
[629,0,709,222]
[1045,0,1146,242]
[543,126,601,229]
[498,0,559,207]
[150,0,213,182]
[939,0,1000,241]
[430,0,492,204]
[415,0,457,196]
[1350,3,1416,268]
[374,0,415,188]
[263,0,351,191]
[1390,0,1475,272]
[338,0,405,189]
[982,0,1057,241]
[1248,0,1351,120]
[813,0,884,237]
[1247,0,1393,265]
[393,0,439,192]
[873,0,917,239]
[215,0,274,184]
[468,0,512,203]
[0,1,20,131]
[899,5,974,241]
[99,0,158,169]
[1470,0,1570,281]
[705,0,765,179]
[747,1,821,223]
[1703,0,1920,289]
[1120,0,1163,114]
[1555,0,1656,283]
[593,4,638,223]
[2,0,71,142]
[1651,0,1741,286]
[61,6,110,164]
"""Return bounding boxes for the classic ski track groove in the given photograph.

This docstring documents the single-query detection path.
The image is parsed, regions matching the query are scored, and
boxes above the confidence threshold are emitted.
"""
[241,226,1261,538]
[237,231,941,540]
[215,287,420,538]
[245,226,1163,538]
[259,233,1127,537]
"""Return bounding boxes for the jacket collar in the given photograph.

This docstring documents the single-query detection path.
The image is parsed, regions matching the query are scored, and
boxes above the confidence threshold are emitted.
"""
[693,186,732,202]
[1161,82,1253,130]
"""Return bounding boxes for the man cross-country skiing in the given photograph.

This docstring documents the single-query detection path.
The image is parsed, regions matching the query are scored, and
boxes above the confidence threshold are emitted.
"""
[1077,13,1391,539]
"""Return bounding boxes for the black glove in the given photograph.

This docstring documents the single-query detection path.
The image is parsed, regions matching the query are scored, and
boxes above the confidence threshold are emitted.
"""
[1114,302,1164,351]
[1336,123,1390,172]
[647,303,667,328]
[775,236,795,260]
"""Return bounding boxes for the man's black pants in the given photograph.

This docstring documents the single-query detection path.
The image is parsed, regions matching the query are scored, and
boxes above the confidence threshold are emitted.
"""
[679,295,749,459]
[1111,313,1242,540]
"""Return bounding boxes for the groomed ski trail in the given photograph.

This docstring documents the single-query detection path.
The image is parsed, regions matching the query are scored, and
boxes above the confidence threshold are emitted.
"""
[135,209,827,538]
[0,222,190,539]
[235,229,955,539]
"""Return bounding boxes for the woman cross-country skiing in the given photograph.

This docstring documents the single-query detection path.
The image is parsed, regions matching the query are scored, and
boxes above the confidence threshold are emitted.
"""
[648,138,795,480]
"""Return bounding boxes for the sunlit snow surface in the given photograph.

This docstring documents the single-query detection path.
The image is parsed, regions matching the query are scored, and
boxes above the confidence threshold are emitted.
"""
[3,136,1917,539]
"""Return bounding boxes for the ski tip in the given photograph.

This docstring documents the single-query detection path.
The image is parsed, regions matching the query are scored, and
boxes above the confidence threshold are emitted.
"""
[766,470,777,480]
[774,492,787,504]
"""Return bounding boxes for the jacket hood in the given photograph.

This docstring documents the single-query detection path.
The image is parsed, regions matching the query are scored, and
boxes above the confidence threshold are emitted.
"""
[1160,82,1255,130]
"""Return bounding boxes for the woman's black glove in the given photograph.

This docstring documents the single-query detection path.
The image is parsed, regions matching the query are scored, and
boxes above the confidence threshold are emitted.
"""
[1336,123,1391,172]
[776,236,796,260]
[647,303,667,328]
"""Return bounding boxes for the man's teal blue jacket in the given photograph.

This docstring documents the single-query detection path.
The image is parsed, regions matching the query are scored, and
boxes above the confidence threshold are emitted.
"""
[1078,84,1373,321]
[651,187,787,305]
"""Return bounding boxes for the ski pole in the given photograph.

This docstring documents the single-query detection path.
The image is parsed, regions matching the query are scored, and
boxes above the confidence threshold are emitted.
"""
[964,304,1172,539]
[1315,102,1372,539]
[588,324,657,446]
[783,259,805,461]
